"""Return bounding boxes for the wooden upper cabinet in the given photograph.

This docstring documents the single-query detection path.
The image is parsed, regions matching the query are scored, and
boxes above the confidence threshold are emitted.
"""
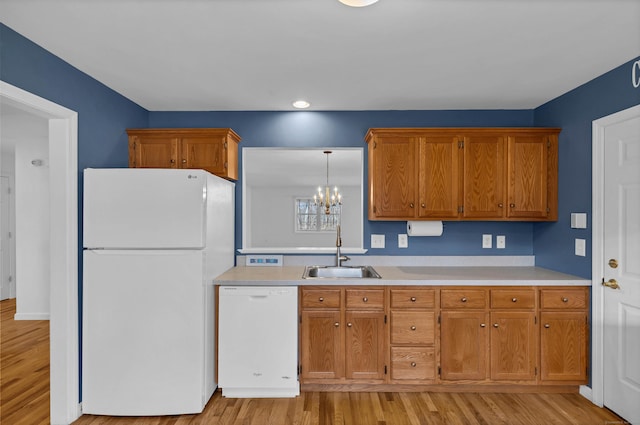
[418,136,461,219]
[368,134,418,219]
[462,134,506,219]
[366,128,559,221]
[128,128,240,181]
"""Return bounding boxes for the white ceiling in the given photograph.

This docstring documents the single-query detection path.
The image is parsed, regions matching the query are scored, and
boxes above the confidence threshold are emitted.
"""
[1,0,639,112]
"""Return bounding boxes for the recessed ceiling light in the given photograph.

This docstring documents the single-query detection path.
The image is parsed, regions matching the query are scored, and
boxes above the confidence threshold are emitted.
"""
[338,0,379,7]
[292,100,311,109]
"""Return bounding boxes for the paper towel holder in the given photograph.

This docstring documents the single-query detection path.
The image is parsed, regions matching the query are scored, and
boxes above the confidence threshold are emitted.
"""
[407,221,444,237]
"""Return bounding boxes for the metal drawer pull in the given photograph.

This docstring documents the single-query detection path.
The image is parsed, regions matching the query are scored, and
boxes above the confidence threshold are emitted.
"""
[319,297,324,302]
[461,297,467,302]
[562,297,568,303]
[363,297,368,302]
[410,326,417,331]
[493,323,499,328]
[411,362,417,367]
[347,323,353,327]
[512,297,517,302]
[544,324,550,328]
[480,323,486,328]
[410,297,417,302]
[334,322,339,327]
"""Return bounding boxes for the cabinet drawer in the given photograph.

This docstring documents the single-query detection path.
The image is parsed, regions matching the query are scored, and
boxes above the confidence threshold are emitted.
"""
[390,289,436,309]
[540,288,587,309]
[345,289,384,310]
[390,311,435,345]
[390,347,436,381]
[441,289,487,309]
[301,289,341,309]
[490,289,535,309]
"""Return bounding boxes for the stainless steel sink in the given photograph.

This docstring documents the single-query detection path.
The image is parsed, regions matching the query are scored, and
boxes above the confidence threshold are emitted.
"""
[302,265,381,279]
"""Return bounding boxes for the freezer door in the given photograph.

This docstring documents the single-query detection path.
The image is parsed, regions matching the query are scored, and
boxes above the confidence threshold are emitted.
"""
[82,249,213,415]
[83,168,208,249]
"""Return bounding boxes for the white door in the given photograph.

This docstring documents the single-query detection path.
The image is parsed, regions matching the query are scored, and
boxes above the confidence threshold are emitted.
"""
[0,176,12,300]
[83,168,208,249]
[602,111,640,424]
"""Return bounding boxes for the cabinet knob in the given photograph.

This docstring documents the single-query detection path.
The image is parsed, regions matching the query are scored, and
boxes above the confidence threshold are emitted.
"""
[498,203,504,208]
[409,203,415,208]
[347,322,353,327]
[318,297,324,302]
[480,323,486,328]
[410,297,417,302]
[510,203,516,208]
[562,297,568,303]
[363,297,368,302]
[421,203,426,208]
[411,362,417,367]
[512,297,518,302]
[493,323,499,328]
[182,159,187,164]
[410,326,417,331]
[461,297,467,303]
[334,322,340,327]
[170,159,176,164]
[544,324,550,328]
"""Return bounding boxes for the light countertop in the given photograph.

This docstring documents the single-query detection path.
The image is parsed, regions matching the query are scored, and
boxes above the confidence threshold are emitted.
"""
[213,266,590,287]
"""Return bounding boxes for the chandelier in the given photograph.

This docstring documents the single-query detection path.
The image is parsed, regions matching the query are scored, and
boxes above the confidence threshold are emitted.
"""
[313,151,342,215]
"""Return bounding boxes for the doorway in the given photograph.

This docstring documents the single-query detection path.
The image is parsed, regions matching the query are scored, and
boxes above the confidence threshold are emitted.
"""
[0,81,79,425]
[0,175,14,300]
[591,104,640,424]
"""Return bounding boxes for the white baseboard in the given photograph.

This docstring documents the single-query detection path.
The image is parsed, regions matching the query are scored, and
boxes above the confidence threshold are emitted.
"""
[14,312,50,320]
[579,385,593,402]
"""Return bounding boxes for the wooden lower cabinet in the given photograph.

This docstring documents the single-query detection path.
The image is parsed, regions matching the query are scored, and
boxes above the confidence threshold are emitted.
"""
[300,285,588,390]
[299,287,385,384]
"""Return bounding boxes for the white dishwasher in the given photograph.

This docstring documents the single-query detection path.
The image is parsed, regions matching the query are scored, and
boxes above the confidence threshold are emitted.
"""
[218,286,299,398]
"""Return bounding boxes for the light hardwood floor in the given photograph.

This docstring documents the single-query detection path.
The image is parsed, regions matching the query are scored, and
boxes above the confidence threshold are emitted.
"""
[0,298,626,425]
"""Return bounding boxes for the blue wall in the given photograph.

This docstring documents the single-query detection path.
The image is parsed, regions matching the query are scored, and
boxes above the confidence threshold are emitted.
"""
[533,57,640,278]
[149,110,537,257]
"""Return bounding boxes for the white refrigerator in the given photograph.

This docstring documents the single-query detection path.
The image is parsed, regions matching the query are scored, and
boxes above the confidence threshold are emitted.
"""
[82,168,234,416]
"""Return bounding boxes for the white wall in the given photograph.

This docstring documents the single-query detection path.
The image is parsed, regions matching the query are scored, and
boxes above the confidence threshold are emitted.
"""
[250,185,361,248]
[1,111,50,319]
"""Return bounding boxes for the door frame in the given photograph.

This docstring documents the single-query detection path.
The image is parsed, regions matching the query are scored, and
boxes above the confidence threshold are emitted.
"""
[589,103,640,407]
[0,81,79,424]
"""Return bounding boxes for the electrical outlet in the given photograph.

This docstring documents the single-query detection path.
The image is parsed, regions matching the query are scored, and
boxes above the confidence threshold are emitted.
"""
[398,234,408,248]
[482,234,492,249]
[371,234,385,249]
[575,238,586,256]
[496,235,506,249]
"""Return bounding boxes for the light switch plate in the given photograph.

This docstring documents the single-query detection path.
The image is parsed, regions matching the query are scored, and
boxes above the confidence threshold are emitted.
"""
[571,213,588,229]
[482,234,492,249]
[398,234,408,248]
[371,234,385,249]
[575,239,586,257]
[496,235,506,249]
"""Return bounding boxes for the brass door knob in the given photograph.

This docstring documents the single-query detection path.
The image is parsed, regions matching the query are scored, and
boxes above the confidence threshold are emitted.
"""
[602,278,620,290]
[609,259,619,269]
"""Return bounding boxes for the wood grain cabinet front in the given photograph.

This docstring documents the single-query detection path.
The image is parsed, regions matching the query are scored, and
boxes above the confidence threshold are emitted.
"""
[539,288,588,384]
[389,288,437,383]
[127,128,240,180]
[366,128,559,221]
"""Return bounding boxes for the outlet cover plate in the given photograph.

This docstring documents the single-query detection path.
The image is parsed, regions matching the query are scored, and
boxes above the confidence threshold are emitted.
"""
[371,234,385,249]
[482,234,492,249]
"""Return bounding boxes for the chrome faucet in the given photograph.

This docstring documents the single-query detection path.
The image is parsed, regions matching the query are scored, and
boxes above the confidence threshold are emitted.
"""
[335,225,350,267]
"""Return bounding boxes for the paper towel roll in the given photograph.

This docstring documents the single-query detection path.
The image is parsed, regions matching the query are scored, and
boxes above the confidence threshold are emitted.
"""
[407,221,443,237]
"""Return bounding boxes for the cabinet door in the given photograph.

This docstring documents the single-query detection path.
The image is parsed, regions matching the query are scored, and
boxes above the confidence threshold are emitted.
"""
[345,311,386,381]
[417,136,461,218]
[463,135,506,219]
[180,136,228,176]
[540,312,587,382]
[507,135,549,219]
[129,135,178,169]
[300,311,343,380]
[440,311,489,380]
[369,136,417,219]
[489,312,537,381]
